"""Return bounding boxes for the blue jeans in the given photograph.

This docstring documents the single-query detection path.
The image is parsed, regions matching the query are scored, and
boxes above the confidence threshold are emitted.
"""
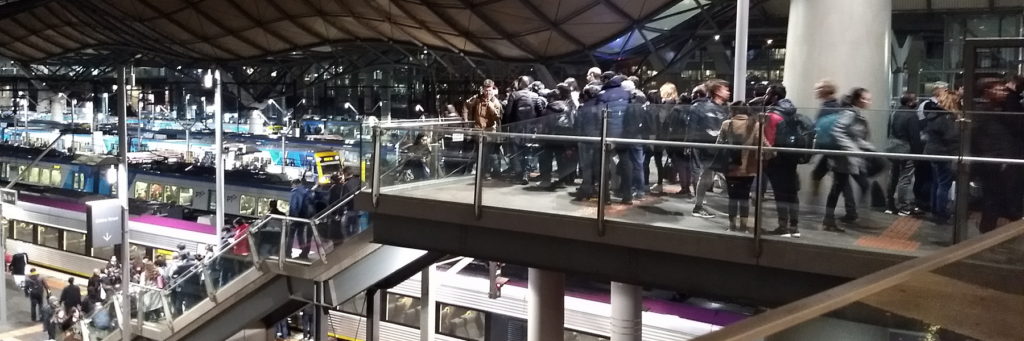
[629,145,645,194]
[930,161,954,220]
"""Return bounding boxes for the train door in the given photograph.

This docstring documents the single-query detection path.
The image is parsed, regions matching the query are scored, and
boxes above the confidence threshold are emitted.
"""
[314,151,342,184]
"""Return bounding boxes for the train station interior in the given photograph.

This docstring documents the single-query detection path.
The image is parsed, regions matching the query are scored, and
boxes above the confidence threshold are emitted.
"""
[0,0,1022,340]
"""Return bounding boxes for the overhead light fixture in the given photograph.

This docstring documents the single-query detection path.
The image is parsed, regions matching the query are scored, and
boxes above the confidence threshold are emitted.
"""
[714,34,720,41]
[766,39,774,45]
[203,70,214,88]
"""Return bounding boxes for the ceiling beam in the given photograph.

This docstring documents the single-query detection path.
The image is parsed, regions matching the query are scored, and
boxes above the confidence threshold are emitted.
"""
[452,0,541,60]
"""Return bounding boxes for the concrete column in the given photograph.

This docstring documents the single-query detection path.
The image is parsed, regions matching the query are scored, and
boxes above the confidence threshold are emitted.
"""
[782,0,892,146]
[610,282,642,341]
[420,267,437,341]
[528,268,564,341]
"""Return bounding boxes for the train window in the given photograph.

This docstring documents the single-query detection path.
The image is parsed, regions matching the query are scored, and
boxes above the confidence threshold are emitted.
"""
[27,167,39,184]
[438,304,486,341]
[564,330,609,341]
[275,200,289,214]
[73,172,85,191]
[385,293,422,328]
[0,162,6,179]
[149,184,164,202]
[134,181,150,200]
[17,165,25,180]
[49,169,62,187]
[38,167,51,185]
[13,221,34,242]
[257,197,271,216]
[38,226,60,249]
[339,291,367,316]
[64,230,87,255]
[163,185,180,204]
[209,190,216,211]
[179,187,194,206]
[239,195,257,216]
[93,245,116,261]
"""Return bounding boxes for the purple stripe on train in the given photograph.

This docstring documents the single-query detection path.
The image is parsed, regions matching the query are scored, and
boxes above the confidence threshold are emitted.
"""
[130,215,216,235]
[18,194,88,212]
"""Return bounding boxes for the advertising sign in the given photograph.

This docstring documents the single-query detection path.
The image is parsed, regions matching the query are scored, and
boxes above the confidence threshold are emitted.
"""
[87,199,122,248]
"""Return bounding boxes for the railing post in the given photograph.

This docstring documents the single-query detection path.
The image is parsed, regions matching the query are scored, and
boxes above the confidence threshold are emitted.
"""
[308,219,328,261]
[278,220,288,271]
[246,228,260,267]
[372,125,383,208]
[597,108,610,236]
[474,133,485,219]
[161,291,175,331]
[953,115,972,244]
[202,264,217,303]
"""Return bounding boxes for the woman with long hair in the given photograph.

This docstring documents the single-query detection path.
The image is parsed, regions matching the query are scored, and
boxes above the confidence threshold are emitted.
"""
[718,103,772,232]
[645,82,677,193]
[922,90,961,224]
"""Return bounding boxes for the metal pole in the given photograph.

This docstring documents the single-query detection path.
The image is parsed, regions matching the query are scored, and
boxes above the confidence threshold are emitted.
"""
[597,108,610,236]
[185,127,191,163]
[474,135,485,219]
[281,126,288,173]
[117,66,133,341]
[371,125,382,208]
[753,104,764,256]
[214,70,226,234]
[733,0,750,101]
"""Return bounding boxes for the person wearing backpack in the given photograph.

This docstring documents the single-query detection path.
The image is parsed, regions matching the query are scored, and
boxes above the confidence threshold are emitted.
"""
[504,76,547,185]
[718,103,772,232]
[536,84,576,189]
[25,268,48,321]
[690,80,732,218]
[762,86,813,237]
[821,88,877,232]
[885,92,924,216]
[810,80,843,193]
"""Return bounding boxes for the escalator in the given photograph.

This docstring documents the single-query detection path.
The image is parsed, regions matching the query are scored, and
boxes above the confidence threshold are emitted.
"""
[99,191,444,341]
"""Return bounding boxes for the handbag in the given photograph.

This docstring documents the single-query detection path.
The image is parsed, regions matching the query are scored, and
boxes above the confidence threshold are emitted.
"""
[709,121,742,173]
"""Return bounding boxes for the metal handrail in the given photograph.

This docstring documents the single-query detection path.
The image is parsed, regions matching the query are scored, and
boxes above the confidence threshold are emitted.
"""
[692,220,1024,341]
[311,187,366,223]
[162,227,252,294]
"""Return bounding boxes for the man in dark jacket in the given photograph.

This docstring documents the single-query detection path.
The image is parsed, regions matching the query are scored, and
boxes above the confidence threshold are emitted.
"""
[505,76,547,185]
[886,92,924,216]
[599,75,637,204]
[573,85,604,200]
[59,277,82,314]
[972,78,1024,233]
[690,79,731,217]
[762,86,811,237]
[25,269,47,321]
[340,166,363,236]
[287,179,313,259]
[537,85,576,189]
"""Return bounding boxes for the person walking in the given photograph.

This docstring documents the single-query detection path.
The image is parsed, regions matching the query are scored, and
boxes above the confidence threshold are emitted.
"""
[821,88,877,232]
[25,268,48,321]
[287,179,314,259]
[690,79,732,217]
[59,277,82,314]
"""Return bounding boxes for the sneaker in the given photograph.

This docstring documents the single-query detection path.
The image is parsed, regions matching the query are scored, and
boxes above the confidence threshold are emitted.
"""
[650,184,663,193]
[519,178,530,186]
[621,199,634,205]
[897,209,912,217]
[788,228,801,238]
[538,180,552,188]
[884,209,896,215]
[692,208,715,218]
[839,215,858,223]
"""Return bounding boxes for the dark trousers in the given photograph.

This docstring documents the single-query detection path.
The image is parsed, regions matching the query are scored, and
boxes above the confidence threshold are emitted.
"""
[913,160,934,210]
[615,147,635,201]
[576,143,600,197]
[765,160,800,226]
[404,159,429,180]
[538,142,571,184]
[30,295,42,321]
[930,161,954,220]
[978,164,1024,232]
[670,149,692,193]
[644,146,666,186]
[286,222,311,258]
[507,141,530,180]
[726,177,755,219]
[887,159,916,211]
[628,145,645,194]
[302,311,315,337]
[825,172,857,221]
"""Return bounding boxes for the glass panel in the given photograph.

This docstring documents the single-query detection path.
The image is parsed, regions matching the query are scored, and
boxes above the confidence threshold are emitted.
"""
[275,199,289,215]
[385,293,421,328]
[131,284,169,323]
[50,169,62,187]
[340,291,367,316]
[179,187,194,206]
[38,168,49,186]
[134,181,149,200]
[148,183,164,202]
[210,224,254,292]
[438,304,485,340]
[81,298,119,340]
[239,195,257,216]
[163,185,179,204]
[93,245,116,261]
[209,190,216,210]
[27,167,39,183]
[37,225,59,248]
[65,230,87,255]
[257,197,271,216]
[13,221,34,242]
[166,259,207,318]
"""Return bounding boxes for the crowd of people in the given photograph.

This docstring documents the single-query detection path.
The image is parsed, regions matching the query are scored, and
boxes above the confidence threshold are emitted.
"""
[460,69,1024,237]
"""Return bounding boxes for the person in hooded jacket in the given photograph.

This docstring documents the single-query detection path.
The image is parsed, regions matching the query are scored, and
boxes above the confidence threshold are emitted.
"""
[664,88,701,196]
[922,90,961,224]
[884,92,924,216]
[505,76,547,185]
[573,85,604,201]
[811,80,843,192]
[599,75,638,204]
[823,88,876,232]
[761,85,811,237]
[536,84,576,189]
[623,78,649,199]
[690,79,732,217]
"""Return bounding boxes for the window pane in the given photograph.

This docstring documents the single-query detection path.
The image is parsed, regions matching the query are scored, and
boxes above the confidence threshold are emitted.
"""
[93,245,116,260]
[73,173,84,191]
[27,167,39,183]
[209,190,216,210]
[386,293,422,328]
[38,225,59,248]
[276,200,289,215]
[149,183,164,202]
[65,230,87,255]
[50,169,62,187]
[13,221,34,242]
[38,168,49,185]
[438,304,485,340]
[179,187,194,206]
[240,195,257,216]
[257,197,271,216]
[340,292,366,316]
[164,185,179,204]
[134,181,149,200]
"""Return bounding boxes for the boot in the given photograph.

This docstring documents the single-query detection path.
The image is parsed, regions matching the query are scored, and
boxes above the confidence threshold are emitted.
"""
[728,217,738,232]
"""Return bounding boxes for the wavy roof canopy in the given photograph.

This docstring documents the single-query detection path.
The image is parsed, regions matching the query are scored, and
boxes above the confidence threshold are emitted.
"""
[0,0,678,63]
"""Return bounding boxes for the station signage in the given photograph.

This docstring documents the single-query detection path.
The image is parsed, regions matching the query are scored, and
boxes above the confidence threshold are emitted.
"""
[87,199,123,248]
[0,188,16,205]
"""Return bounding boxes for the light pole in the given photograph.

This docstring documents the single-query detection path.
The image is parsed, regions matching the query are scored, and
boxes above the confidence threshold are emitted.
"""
[117,66,132,341]
[207,69,226,233]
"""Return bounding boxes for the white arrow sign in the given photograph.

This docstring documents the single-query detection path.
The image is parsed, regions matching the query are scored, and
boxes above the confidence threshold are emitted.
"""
[103,233,112,241]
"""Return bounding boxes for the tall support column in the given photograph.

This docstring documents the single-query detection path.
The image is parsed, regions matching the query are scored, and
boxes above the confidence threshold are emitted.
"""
[366,288,384,341]
[420,266,437,341]
[117,66,133,341]
[732,0,750,101]
[214,70,225,231]
[610,282,642,341]
[528,268,564,341]
[783,0,892,145]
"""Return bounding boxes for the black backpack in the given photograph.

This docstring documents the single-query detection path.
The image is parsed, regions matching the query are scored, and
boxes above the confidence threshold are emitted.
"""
[511,92,540,122]
[773,112,814,163]
[26,277,42,297]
